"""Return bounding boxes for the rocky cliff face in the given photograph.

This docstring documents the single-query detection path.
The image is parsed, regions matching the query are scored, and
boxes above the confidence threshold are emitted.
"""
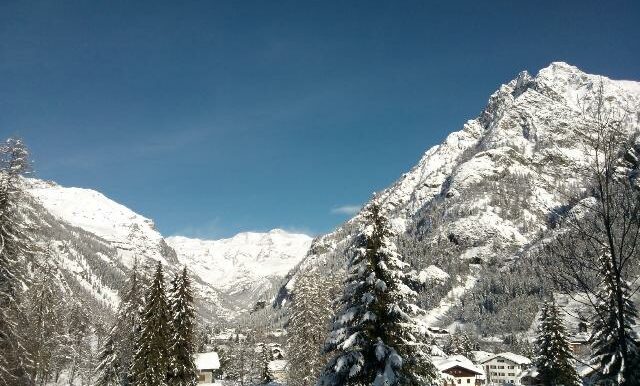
[277,62,640,335]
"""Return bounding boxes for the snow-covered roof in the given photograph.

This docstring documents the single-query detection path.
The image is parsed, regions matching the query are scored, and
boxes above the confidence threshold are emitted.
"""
[434,355,485,376]
[481,352,531,365]
[268,359,287,372]
[471,350,494,363]
[195,352,220,370]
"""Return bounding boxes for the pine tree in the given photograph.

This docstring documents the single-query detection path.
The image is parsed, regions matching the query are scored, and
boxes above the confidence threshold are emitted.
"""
[444,328,473,358]
[317,203,438,386]
[96,260,144,386]
[259,343,273,385]
[534,298,581,386]
[287,272,339,386]
[23,259,67,385]
[66,302,93,386]
[0,138,32,386]
[590,252,640,385]
[167,267,197,386]
[130,261,171,386]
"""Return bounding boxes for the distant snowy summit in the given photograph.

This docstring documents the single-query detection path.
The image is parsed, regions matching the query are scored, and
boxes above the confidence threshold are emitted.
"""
[167,230,312,292]
[24,178,312,318]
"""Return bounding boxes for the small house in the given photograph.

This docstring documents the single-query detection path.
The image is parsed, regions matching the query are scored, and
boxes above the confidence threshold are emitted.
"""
[195,352,221,384]
[435,355,485,385]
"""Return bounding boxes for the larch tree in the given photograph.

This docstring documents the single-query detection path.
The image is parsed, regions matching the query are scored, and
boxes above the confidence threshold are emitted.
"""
[317,203,438,386]
[534,298,581,386]
[0,138,33,386]
[130,261,171,386]
[23,258,67,386]
[96,260,144,386]
[167,267,197,386]
[287,271,339,386]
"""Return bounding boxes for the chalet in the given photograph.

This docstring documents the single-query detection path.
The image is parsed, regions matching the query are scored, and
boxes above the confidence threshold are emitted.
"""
[268,359,288,383]
[195,352,221,384]
[435,355,485,385]
[568,333,590,357]
[480,352,532,385]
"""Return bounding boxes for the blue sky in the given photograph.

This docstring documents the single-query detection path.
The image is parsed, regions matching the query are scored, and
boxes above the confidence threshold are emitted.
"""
[1,1,639,238]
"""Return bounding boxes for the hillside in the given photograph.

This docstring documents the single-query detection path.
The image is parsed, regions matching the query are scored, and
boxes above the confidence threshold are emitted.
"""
[276,62,640,339]
[23,179,311,321]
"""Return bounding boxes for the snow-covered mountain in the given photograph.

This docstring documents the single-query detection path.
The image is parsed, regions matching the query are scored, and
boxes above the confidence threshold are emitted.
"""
[167,231,312,311]
[277,62,640,337]
[23,179,311,320]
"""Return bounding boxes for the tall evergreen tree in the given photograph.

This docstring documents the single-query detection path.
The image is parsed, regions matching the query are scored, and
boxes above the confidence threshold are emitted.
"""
[167,267,197,386]
[590,252,640,384]
[534,298,581,386]
[443,328,474,358]
[96,260,144,386]
[0,138,32,386]
[317,203,438,386]
[23,259,67,386]
[130,261,171,386]
[287,271,339,386]
[259,343,273,385]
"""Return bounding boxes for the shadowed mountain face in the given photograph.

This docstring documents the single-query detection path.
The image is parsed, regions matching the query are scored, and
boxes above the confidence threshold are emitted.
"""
[276,62,640,336]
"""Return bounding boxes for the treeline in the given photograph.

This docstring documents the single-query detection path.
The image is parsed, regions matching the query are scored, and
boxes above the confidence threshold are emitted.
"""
[0,137,200,386]
[0,138,100,386]
[96,262,198,386]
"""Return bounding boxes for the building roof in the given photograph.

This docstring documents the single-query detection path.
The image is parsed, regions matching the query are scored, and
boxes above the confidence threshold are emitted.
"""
[481,352,531,365]
[434,355,485,376]
[195,352,220,370]
[471,350,494,363]
[268,359,287,372]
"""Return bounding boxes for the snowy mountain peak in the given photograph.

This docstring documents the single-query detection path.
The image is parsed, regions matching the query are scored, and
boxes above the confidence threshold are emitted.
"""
[24,178,312,319]
[166,231,312,294]
[278,62,640,324]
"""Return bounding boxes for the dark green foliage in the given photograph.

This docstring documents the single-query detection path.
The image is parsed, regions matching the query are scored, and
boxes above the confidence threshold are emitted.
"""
[130,261,171,386]
[534,299,581,386]
[167,267,197,386]
[96,262,144,386]
[318,204,438,386]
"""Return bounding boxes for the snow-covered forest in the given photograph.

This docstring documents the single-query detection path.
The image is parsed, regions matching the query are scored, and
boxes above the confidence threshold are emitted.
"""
[2,62,640,386]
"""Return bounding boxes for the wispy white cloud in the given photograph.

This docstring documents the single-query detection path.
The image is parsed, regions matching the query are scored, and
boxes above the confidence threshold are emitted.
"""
[331,205,361,216]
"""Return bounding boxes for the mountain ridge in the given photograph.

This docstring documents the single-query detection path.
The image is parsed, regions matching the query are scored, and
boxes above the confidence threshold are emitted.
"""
[275,62,640,338]
[23,177,312,320]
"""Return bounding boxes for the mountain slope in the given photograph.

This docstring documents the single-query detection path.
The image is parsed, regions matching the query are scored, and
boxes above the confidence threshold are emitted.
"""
[167,230,312,312]
[277,62,640,337]
[23,179,311,320]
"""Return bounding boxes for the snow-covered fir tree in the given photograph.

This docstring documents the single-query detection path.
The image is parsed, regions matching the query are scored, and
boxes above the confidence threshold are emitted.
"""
[167,267,197,386]
[590,252,640,385]
[66,301,94,386]
[130,261,172,386]
[23,259,67,385]
[259,343,273,385]
[96,260,144,386]
[317,203,438,386]
[443,328,474,358]
[0,138,32,386]
[287,271,339,386]
[534,298,581,386]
